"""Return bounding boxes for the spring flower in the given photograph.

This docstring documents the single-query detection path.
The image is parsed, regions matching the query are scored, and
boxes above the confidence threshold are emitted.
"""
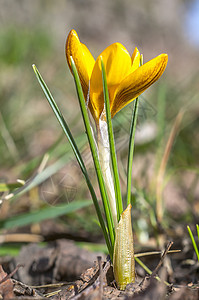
[66,29,168,124]
[67,30,168,289]
[34,29,168,290]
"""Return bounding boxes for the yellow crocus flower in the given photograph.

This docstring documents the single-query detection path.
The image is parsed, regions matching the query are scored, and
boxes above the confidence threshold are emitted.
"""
[66,29,168,124]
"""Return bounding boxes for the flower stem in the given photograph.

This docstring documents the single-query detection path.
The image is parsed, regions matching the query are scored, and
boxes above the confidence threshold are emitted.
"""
[97,119,118,229]
[101,59,123,220]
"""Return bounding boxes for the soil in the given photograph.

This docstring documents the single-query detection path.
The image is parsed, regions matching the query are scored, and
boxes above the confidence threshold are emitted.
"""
[0,231,199,299]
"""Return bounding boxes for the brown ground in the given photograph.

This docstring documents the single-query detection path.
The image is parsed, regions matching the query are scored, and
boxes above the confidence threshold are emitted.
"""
[0,230,199,299]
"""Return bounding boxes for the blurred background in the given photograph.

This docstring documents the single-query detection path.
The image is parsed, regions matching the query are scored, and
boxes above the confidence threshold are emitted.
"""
[0,0,199,271]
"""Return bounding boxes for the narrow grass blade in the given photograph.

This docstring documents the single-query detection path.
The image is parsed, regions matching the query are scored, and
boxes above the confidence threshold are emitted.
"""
[126,56,143,207]
[0,200,92,229]
[101,59,123,220]
[32,65,85,175]
[197,224,199,242]
[135,257,170,286]
[32,65,112,256]
[187,225,199,262]
[70,57,115,255]
[2,134,85,202]
[1,155,71,202]
[126,97,139,206]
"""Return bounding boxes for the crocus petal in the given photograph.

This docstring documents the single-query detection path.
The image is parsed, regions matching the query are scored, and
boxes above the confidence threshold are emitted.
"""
[111,54,168,118]
[90,43,132,121]
[65,29,95,99]
[131,47,140,73]
[81,43,95,79]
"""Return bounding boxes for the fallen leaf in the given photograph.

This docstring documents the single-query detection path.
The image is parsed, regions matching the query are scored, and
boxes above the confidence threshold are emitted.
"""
[0,265,14,299]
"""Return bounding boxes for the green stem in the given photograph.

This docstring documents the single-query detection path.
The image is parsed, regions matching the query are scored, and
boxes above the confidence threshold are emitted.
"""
[126,55,143,207]
[126,97,139,206]
[101,59,123,221]
[196,224,199,243]
[97,122,118,228]
[187,225,199,262]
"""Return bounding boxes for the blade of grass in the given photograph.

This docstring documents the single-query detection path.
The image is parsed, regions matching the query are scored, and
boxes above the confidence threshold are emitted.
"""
[32,65,112,257]
[197,224,199,242]
[19,132,86,179]
[3,134,86,201]
[126,97,139,206]
[126,55,143,207]
[0,200,92,229]
[135,257,170,286]
[101,59,123,220]
[32,65,85,175]
[1,154,68,201]
[187,225,199,262]
[70,58,115,254]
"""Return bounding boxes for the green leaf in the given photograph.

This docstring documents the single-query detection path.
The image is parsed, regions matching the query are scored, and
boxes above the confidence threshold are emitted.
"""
[126,97,139,206]
[0,200,92,229]
[32,65,86,177]
[126,55,143,207]
[1,155,70,201]
[187,225,199,262]
[101,58,123,219]
[6,134,87,201]
[197,224,199,242]
[32,64,112,258]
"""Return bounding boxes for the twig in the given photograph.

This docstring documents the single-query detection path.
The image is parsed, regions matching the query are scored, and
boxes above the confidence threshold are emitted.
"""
[135,249,180,258]
[0,264,24,285]
[98,256,103,300]
[135,257,170,286]
[151,241,173,277]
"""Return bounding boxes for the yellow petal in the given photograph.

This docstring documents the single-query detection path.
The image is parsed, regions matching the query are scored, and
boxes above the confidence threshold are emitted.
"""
[90,43,132,121]
[111,54,168,118]
[81,43,95,79]
[131,47,140,73]
[65,29,95,99]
